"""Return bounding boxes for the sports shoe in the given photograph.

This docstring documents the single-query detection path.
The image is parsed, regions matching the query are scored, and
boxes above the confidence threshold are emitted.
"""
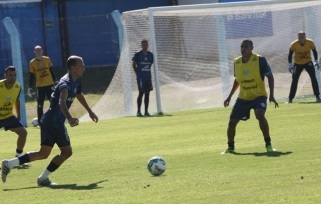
[37,177,57,187]
[1,160,11,183]
[266,145,274,152]
[316,97,321,103]
[221,148,235,154]
[286,99,292,104]
[144,112,151,117]
[136,111,143,117]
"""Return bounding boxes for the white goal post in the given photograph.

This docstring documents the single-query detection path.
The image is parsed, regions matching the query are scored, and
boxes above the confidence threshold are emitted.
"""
[81,0,321,121]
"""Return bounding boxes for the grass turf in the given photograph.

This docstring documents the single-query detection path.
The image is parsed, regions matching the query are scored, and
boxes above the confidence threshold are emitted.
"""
[1,99,321,203]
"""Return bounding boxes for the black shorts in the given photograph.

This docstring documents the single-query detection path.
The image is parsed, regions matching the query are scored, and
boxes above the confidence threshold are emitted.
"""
[137,79,153,92]
[230,96,267,121]
[0,116,24,131]
[40,124,70,147]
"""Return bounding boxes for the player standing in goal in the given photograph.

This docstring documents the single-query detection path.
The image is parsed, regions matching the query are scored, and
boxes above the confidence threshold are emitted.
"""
[287,31,321,103]
[1,56,99,186]
[132,39,154,117]
[223,39,279,153]
[28,45,57,125]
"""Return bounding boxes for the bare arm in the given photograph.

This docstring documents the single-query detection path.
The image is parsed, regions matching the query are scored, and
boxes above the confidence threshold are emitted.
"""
[266,73,279,108]
[132,61,137,73]
[76,93,98,123]
[223,79,239,107]
[15,98,21,121]
[59,88,79,127]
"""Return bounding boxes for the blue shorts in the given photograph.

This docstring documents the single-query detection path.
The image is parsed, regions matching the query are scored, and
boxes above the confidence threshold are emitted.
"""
[137,79,153,92]
[40,124,71,147]
[0,116,24,131]
[230,96,267,121]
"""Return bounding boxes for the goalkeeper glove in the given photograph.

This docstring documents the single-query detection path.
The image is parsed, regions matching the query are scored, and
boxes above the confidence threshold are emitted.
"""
[314,61,320,70]
[288,63,294,74]
[27,88,34,97]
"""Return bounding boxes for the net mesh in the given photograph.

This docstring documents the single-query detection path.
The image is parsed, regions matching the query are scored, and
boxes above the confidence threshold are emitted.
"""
[81,0,321,121]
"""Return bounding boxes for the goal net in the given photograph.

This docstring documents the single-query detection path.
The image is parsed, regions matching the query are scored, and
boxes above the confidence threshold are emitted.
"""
[81,0,321,121]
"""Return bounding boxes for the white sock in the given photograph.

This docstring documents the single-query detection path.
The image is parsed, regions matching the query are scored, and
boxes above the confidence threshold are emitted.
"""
[8,158,20,169]
[38,169,51,180]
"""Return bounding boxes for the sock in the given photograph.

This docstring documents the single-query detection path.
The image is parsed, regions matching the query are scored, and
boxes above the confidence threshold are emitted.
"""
[228,141,235,149]
[16,149,23,157]
[7,158,20,169]
[38,169,51,180]
[264,137,271,147]
[39,162,60,180]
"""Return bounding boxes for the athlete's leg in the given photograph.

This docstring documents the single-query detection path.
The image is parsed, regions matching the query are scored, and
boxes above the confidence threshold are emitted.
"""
[45,86,53,100]
[9,127,27,156]
[37,87,46,122]
[254,108,271,147]
[305,64,320,98]
[137,91,144,114]
[144,91,150,115]
[227,118,239,148]
[288,65,304,101]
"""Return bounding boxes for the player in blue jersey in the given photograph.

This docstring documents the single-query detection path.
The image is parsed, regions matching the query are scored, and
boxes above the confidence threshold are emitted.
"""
[1,56,99,186]
[132,39,154,117]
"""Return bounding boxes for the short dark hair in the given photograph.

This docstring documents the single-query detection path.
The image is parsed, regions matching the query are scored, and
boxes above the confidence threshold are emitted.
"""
[66,55,82,70]
[242,39,253,47]
[4,66,16,73]
[141,39,148,44]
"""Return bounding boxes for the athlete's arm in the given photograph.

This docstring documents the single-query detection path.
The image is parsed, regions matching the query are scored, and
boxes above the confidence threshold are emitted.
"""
[15,89,21,120]
[312,49,318,61]
[29,72,35,87]
[288,49,294,63]
[76,93,98,123]
[223,79,239,108]
[59,88,78,127]
[266,72,279,108]
[132,61,137,73]
[49,66,57,82]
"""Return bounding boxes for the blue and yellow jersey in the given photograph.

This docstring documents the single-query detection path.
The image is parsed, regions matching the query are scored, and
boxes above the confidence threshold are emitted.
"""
[0,80,21,120]
[29,56,54,87]
[290,38,315,65]
[132,51,154,80]
[234,53,271,101]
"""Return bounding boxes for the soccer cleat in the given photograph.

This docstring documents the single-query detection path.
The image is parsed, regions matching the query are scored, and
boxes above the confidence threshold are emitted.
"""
[221,148,235,154]
[266,145,274,152]
[136,111,143,117]
[1,160,11,183]
[37,177,57,187]
[144,112,151,117]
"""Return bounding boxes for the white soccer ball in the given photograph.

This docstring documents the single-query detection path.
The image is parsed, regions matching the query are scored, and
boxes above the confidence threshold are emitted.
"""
[147,156,166,176]
[31,118,39,127]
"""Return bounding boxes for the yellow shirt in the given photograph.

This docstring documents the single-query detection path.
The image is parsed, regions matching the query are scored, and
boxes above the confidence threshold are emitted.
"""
[0,80,21,120]
[29,56,54,87]
[234,54,268,101]
[290,38,315,65]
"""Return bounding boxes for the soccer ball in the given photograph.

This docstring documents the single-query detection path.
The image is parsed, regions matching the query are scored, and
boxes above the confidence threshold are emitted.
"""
[31,118,39,127]
[147,156,166,176]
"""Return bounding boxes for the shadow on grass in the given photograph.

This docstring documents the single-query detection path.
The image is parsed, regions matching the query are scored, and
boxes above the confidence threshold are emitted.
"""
[2,179,108,191]
[298,101,321,104]
[232,151,293,157]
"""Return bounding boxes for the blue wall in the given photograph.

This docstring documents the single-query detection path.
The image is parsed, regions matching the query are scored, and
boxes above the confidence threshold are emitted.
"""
[0,0,170,74]
[0,0,256,73]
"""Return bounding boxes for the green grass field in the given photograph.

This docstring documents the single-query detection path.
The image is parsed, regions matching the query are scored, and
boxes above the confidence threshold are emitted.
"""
[1,99,321,203]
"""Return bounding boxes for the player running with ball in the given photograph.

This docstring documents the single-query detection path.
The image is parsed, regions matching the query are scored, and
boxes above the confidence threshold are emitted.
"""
[1,56,98,186]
